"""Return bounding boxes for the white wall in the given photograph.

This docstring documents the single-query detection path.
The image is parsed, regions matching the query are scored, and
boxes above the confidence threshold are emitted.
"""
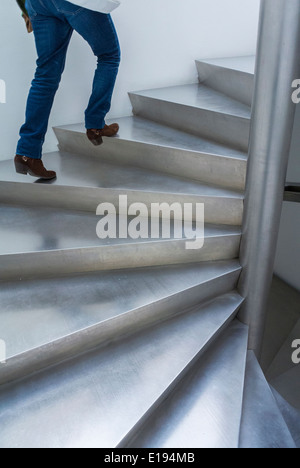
[274,106,300,292]
[0,0,260,160]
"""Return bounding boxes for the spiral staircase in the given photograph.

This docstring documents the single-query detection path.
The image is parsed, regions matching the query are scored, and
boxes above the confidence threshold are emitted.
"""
[0,56,297,448]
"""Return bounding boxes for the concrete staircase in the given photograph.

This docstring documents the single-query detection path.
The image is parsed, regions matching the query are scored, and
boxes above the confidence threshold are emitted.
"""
[0,56,296,448]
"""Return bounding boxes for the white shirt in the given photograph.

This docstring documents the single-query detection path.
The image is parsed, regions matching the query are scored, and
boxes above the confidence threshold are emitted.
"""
[68,0,121,14]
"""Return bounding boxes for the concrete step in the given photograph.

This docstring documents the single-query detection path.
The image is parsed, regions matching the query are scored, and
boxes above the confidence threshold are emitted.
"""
[129,84,251,152]
[239,352,296,448]
[123,320,248,449]
[0,151,244,225]
[0,292,243,448]
[0,261,242,386]
[196,56,255,106]
[54,116,247,191]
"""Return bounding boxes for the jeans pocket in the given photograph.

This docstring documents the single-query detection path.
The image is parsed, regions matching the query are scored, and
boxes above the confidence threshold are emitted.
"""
[52,0,84,15]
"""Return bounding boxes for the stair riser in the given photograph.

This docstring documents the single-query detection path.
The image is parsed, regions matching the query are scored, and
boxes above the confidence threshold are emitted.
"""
[196,61,254,107]
[0,235,241,282]
[0,271,241,387]
[0,182,244,225]
[129,94,250,153]
[54,128,247,191]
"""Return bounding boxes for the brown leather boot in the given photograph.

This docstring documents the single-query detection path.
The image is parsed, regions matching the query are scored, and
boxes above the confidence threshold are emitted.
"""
[86,123,120,146]
[14,155,57,180]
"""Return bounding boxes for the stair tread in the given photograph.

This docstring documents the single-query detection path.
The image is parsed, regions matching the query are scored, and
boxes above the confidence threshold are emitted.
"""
[130,83,251,120]
[125,320,248,449]
[1,262,241,386]
[0,261,241,363]
[57,116,247,161]
[272,388,300,447]
[0,203,241,256]
[0,151,243,198]
[196,56,255,75]
[0,291,243,448]
[239,352,296,448]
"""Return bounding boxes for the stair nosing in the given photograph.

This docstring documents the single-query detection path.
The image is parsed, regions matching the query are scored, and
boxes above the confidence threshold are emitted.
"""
[196,59,255,77]
[0,177,245,199]
[129,83,251,121]
[130,93,251,121]
[0,231,242,258]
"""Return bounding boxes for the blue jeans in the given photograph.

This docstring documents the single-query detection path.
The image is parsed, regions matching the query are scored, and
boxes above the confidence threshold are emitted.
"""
[17,0,121,160]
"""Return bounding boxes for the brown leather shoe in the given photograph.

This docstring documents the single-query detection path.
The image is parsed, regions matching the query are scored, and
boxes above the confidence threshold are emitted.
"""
[86,123,120,146]
[15,155,57,180]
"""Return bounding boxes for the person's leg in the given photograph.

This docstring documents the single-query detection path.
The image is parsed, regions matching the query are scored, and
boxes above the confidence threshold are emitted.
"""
[65,9,121,133]
[16,0,73,161]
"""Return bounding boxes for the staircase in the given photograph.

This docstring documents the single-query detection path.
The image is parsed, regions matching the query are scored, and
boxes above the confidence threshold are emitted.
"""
[0,56,297,448]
